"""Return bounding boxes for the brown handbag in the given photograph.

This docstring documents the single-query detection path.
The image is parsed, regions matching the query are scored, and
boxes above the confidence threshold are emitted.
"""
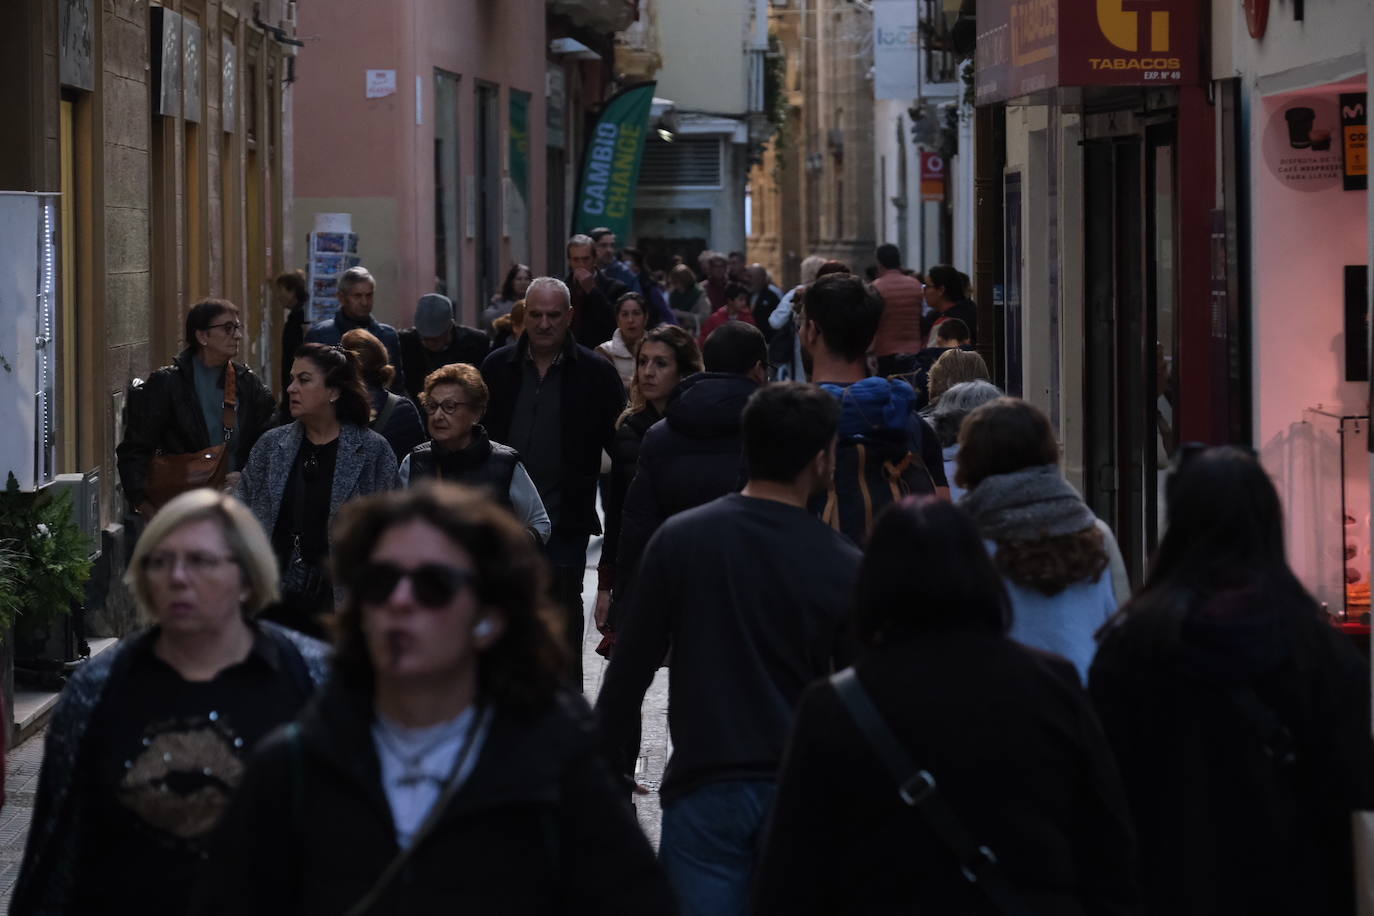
[145,363,238,511]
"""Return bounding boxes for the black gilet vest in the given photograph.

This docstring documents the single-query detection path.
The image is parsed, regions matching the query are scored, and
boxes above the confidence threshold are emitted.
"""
[407,432,520,508]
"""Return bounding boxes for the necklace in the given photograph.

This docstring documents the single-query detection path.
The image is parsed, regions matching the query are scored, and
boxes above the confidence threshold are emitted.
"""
[373,712,472,789]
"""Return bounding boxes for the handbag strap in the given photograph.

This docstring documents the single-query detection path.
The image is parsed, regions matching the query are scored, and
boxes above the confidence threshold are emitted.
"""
[830,668,1029,916]
[220,363,238,442]
[344,704,493,916]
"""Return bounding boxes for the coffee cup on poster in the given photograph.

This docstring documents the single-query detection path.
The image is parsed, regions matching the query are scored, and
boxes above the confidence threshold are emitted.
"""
[1285,107,1316,148]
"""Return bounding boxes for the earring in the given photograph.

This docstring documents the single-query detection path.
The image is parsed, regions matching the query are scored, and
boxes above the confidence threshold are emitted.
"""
[473,619,495,639]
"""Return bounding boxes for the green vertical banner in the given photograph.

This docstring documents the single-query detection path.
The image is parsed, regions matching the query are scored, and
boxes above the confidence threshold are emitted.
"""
[509,91,530,195]
[573,81,656,240]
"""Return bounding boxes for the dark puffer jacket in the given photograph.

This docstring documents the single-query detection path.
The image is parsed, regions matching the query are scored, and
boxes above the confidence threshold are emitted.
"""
[192,685,677,915]
[116,350,279,511]
[613,372,757,605]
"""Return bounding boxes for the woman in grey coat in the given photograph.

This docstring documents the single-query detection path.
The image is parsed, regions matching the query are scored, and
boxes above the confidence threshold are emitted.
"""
[237,343,400,637]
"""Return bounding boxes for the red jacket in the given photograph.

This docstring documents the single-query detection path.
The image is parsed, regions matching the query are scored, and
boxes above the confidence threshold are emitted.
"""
[698,306,757,348]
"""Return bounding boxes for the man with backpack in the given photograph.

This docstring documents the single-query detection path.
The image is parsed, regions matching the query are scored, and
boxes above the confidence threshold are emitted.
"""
[800,272,949,543]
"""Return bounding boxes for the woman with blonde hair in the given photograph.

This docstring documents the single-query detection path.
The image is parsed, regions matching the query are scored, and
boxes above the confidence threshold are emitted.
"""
[924,347,991,409]
[13,489,328,915]
[341,328,426,461]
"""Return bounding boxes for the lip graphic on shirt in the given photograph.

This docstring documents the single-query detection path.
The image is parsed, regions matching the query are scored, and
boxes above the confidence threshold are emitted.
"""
[118,721,245,840]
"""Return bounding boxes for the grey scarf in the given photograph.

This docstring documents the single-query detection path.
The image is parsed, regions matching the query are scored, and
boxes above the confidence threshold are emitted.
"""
[959,463,1098,542]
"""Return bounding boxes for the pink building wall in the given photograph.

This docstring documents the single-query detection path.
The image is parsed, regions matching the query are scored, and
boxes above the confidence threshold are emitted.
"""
[293,0,548,328]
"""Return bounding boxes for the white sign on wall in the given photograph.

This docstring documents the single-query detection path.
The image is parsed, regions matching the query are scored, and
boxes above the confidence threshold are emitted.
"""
[873,0,921,101]
[366,69,396,99]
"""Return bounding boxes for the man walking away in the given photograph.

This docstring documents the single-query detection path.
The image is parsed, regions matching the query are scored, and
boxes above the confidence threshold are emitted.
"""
[481,277,626,687]
[305,266,405,392]
[596,383,861,916]
[612,322,767,629]
[566,233,628,349]
[871,243,927,378]
[746,264,781,342]
[801,272,950,543]
[396,293,490,402]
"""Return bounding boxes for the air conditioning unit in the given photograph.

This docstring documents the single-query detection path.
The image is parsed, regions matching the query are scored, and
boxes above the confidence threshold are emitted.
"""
[44,470,102,561]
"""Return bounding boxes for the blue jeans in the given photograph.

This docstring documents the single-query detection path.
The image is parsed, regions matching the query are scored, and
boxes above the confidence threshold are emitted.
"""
[659,780,777,916]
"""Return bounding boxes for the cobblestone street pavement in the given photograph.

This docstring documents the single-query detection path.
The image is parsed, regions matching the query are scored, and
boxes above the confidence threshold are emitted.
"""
[0,533,670,912]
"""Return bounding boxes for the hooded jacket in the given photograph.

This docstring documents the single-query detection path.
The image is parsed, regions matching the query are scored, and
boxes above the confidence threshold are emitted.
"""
[613,372,758,606]
[192,684,676,915]
[1090,590,1374,915]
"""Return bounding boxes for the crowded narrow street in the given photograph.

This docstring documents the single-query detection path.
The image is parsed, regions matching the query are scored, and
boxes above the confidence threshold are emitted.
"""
[1,0,1373,913]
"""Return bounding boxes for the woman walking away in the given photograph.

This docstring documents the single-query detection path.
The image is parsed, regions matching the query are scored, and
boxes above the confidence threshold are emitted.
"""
[491,299,526,350]
[194,484,678,915]
[957,398,1128,682]
[341,328,426,461]
[398,363,549,544]
[754,497,1139,915]
[236,343,399,637]
[14,490,328,915]
[595,326,702,655]
[923,346,990,410]
[597,292,651,392]
[924,379,1002,502]
[1090,446,1374,916]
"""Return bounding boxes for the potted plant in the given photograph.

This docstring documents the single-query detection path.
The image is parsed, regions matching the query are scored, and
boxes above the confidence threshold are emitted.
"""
[0,473,92,680]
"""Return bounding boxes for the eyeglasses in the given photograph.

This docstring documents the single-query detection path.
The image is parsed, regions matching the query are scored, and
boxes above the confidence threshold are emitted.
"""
[206,321,244,335]
[143,550,238,576]
[423,399,475,416]
[354,562,475,608]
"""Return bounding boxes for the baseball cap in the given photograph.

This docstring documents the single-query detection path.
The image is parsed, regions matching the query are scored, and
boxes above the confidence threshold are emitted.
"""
[415,293,455,338]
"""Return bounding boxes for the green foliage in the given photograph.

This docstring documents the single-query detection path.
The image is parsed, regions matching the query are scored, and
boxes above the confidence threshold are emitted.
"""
[0,472,92,637]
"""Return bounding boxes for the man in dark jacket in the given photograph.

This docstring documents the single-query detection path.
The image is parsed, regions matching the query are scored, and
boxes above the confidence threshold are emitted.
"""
[117,299,278,517]
[305,266,405,392]
[397,293,490,401]
[612,323,767,619]
[566,233,627,348]
[597,382,861,916]
[482,277,626,685]
[746,263,781,341]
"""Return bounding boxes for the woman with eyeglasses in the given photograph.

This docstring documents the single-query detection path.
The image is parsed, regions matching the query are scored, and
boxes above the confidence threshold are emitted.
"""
[116,298,279,518]
[398,363,549,543]
[236,343,400,637]
[13,489,328,915]
[1090,446,1374,915]
[194,484,676,914]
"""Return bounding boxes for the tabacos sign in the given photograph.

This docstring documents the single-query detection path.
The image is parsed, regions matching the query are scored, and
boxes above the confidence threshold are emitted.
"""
[1086,0,1183,76]
[976,0,1200,104]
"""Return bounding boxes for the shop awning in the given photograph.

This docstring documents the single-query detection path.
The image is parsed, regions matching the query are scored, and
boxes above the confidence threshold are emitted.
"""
[974,0,1201,105]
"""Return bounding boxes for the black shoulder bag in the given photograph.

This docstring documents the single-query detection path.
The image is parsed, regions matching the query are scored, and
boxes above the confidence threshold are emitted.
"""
[830,668,1030,916]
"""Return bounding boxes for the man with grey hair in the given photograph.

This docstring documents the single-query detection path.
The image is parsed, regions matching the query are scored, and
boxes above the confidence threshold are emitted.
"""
[305,265,405,391]
[566,233,626,348]
[482,275,626,686]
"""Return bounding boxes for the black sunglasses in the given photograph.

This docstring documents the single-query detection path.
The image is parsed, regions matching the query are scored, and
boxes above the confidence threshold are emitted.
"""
[353,562,475,608]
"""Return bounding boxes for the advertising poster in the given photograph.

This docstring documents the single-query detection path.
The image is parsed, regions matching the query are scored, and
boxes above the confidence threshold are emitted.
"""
[1341,92,1368,192]
[572,82,656,240]
[1262,95,1348,192]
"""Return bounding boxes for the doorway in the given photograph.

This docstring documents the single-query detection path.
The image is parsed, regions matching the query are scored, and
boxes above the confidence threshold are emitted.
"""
[1083,119,1179,586]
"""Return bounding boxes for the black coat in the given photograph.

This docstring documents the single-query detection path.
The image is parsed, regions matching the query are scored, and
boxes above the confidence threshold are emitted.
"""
[1089,590,1374,916]
[481,333,626,537]
[116,350,279,510]
[281,307,305,391]
[750,287,781,341]
[193,684,676,916]
[397,325,491,401]
[569,270,628,349]
[613,372,756,602]
[755,633,1141,916]
[600,405,660,596]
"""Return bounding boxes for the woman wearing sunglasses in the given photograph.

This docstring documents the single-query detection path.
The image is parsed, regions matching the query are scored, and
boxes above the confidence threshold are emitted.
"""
[14,490,328,915]
[398,363,549,543]
[236,343,400,637]
[195,484,676,914]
